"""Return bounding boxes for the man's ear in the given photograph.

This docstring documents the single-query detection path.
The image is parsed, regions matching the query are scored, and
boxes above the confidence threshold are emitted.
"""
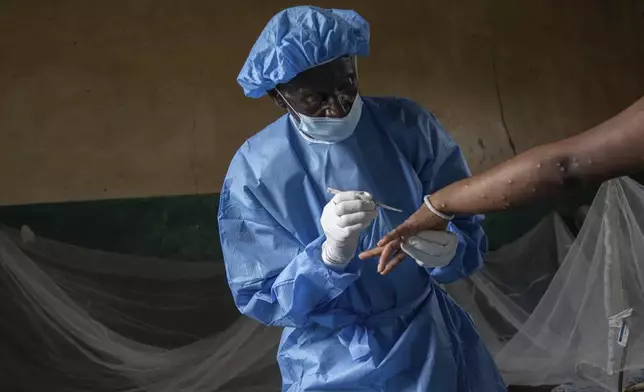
[268,89,287,110]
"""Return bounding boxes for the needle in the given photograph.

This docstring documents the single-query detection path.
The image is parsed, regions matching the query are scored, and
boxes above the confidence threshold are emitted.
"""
[327,187,403,213]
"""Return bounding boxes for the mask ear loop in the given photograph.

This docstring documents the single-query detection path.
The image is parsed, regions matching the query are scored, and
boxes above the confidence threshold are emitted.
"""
[350,56,360,112]
[353,56,359,80]
[331,56,360,114]
[275,89,302,123]
[276,88,323,143]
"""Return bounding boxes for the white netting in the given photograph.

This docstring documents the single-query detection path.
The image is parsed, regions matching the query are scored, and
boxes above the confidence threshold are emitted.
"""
[0,227,283,391]
[1,177,643,391]
[445,212,575,357]
[446,177,644,391]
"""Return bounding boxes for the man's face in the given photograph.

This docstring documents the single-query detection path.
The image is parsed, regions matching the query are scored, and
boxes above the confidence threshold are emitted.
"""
[271,56,359,119]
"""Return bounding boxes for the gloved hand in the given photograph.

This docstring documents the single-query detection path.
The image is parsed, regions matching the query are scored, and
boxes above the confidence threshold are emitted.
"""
[321,191,378,266]
[401,230,459,268]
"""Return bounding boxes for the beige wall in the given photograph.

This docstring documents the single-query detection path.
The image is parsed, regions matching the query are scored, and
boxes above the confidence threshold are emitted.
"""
[1,0,643,205]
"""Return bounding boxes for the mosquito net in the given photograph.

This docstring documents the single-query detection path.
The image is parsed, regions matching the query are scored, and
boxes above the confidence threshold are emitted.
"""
[446,177,644,391]
[0,225,283,391]
[0,177,643,391]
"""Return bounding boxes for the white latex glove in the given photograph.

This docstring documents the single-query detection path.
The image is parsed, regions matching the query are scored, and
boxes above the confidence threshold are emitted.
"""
[320,191,378,267]
[401,230,459,268]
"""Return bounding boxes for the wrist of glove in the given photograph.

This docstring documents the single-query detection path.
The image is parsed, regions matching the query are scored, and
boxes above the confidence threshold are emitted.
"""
[320,191,378,266]
[401,230,459,268]
[322,237,360,265]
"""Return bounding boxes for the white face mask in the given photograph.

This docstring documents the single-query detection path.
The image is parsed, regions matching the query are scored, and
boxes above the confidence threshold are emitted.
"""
[278,91,364,144]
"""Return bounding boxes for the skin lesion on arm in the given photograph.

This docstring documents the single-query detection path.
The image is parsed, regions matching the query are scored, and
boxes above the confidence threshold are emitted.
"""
[361,96,644,271]
[430,96,644,216]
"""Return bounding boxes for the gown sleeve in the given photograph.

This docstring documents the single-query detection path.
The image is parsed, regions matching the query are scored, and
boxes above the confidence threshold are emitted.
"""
[401,101,488,284]
[218,150,360,329]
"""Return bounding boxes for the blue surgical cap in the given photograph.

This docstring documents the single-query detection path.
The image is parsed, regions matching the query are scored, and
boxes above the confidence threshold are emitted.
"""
[237,6,370,98]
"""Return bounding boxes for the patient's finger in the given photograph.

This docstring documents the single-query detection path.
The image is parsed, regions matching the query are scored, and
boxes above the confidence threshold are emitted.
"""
[377,239,401,273]
[380,252,407,275]
[377,224,415,247]
[359,247,383,260]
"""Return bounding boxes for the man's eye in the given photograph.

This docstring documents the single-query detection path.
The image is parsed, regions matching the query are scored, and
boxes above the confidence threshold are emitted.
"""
[304,95,320,104]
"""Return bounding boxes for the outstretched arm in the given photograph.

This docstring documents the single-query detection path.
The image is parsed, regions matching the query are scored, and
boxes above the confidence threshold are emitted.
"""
[360,95,644,272]
[429,95,644,216]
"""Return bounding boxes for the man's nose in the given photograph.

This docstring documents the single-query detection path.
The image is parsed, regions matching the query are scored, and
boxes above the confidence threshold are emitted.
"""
[323,95,349,118]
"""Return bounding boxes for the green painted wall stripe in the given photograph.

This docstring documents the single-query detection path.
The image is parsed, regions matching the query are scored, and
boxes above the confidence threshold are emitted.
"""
[0,183,610,261]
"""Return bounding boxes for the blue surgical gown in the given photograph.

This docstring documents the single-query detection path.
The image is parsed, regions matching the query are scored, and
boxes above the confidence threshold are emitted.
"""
[218,97,506,391]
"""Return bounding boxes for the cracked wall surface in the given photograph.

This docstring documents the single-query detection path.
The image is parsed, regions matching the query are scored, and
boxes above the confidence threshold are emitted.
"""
[1,0,643,205]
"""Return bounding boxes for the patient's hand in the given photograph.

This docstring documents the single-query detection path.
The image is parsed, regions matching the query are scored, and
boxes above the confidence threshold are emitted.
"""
[359,205,448,275]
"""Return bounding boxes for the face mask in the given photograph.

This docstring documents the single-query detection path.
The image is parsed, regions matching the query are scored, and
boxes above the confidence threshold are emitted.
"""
[278,91,363,144]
